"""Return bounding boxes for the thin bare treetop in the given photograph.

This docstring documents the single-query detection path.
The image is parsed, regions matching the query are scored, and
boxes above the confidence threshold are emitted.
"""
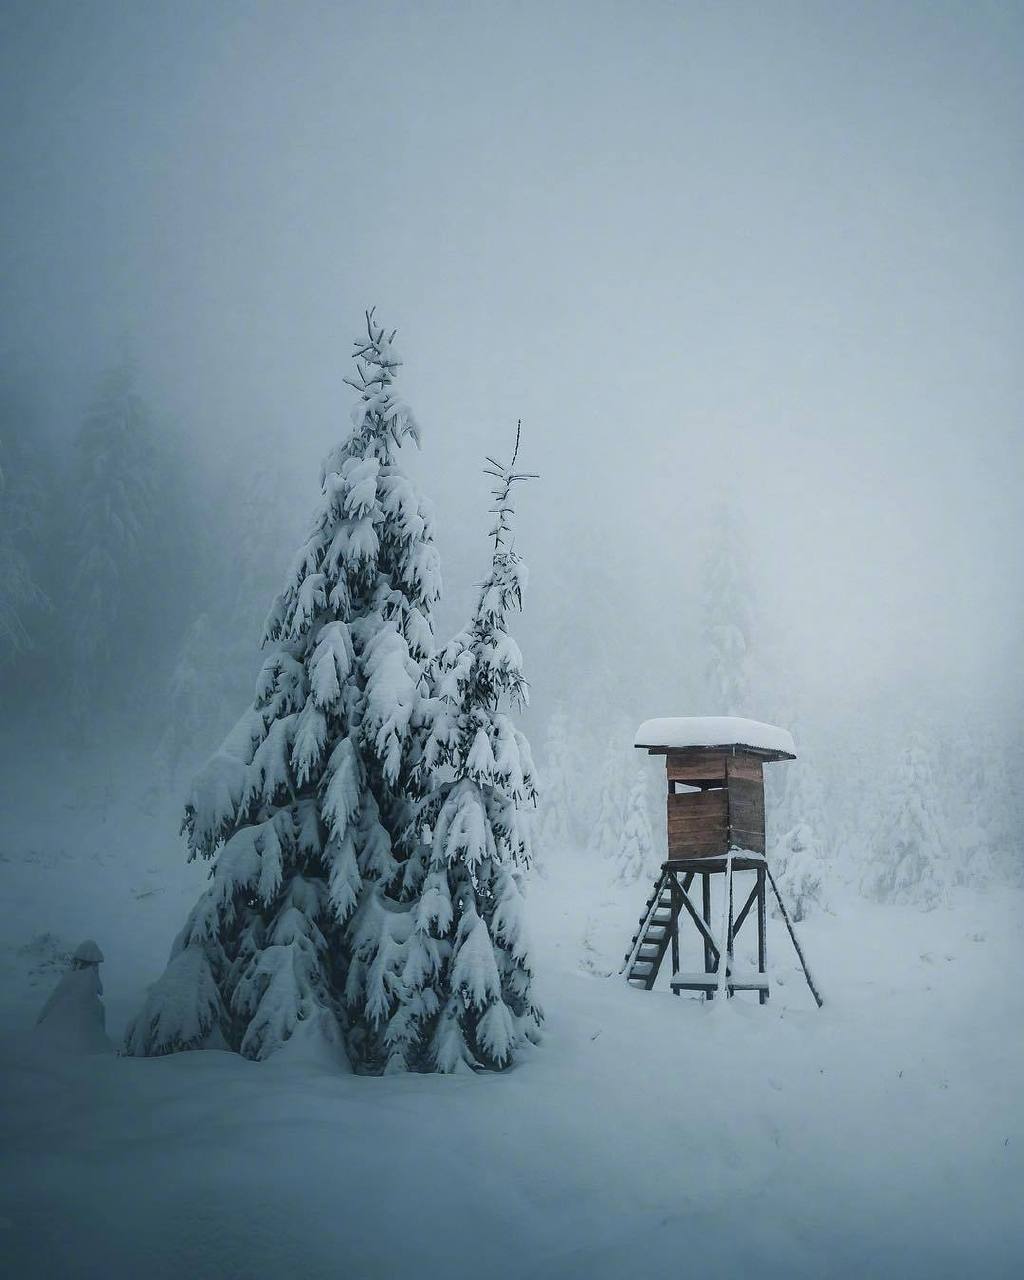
[340,308,420,453]
[346,306,401,385]
[484,420,538,553]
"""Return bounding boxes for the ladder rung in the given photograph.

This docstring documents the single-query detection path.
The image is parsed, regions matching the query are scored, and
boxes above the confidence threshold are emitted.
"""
[622,872,673,982]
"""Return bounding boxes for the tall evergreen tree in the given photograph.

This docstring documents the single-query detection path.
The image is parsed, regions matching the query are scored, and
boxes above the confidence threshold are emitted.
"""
[0,425,49,661]
[67,361,159,712]
[384,426,542,1072]
[592,735,629,862]
[154,613,233,791]
[701,499,753,716]
[125,311,441,1067]
[941,721,1014,888]
[615,768,656,884]
[861,731,947,907]
[156,457,305,784]
[537,702,575,865]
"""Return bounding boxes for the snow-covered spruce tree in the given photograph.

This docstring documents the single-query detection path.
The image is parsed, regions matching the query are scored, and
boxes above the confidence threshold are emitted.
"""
[772,756,827,921]
[537,702,575,866]
[155,613,234,791]
[125,311,441,1065]
[701,499,753,716]
[1000,732,1024,886]
[381,426,542,1072]
[984,742,1018,886]
[861,731,947,907]
[590,734,630,861]
[616,768,656,884]
[775,822,823,922]
[67,360,160,713]
[941,721,1018,889]
[0,435,49,661]
[220,455,308,699]
[0,414,50,660]
[155,459,306,789]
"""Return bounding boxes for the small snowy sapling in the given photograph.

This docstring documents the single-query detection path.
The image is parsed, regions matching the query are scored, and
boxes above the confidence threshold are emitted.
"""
[35,940,112,1054]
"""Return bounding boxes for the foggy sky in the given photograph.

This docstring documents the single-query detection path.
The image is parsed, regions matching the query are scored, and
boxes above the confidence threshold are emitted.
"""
[2,1,1021,724]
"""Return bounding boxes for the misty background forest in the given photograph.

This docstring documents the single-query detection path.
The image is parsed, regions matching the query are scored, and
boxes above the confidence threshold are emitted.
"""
[1,3,1022,1279]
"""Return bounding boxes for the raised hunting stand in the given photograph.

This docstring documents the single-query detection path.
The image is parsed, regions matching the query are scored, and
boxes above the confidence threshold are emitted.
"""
[621,716,823,1007]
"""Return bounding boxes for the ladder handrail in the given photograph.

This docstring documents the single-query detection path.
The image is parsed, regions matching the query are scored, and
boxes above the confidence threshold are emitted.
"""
[619,868,671,975]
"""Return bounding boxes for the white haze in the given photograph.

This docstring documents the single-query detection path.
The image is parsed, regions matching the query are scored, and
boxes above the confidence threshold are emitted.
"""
[1,0,1021,739]
[2,7,1023,1278]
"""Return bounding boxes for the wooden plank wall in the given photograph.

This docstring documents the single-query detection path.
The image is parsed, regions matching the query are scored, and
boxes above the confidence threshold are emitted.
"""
[667,788,728,857]
[662,750,766,858]
[726,754,765,854]
[665,752,727,785]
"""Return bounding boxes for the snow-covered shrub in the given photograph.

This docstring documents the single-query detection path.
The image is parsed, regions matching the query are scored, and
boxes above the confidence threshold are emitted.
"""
[774,821,823,922]
[17,932,71,985]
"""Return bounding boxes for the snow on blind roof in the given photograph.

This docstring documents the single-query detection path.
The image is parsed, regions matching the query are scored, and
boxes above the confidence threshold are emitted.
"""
[634,716,796,756]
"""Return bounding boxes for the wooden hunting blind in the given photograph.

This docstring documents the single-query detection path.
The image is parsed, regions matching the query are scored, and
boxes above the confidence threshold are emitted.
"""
[621,717,822,1007]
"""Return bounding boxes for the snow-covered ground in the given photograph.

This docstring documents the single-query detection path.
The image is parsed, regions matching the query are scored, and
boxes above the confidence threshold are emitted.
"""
[1,739,1022,1278]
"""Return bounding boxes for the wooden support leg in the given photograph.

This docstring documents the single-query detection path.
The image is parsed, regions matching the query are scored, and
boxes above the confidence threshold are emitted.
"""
[765,863,825,1009]
[757,866,768,1005]
[670,875,681,991]
[725,859,736,998]
[702,871,714,1001]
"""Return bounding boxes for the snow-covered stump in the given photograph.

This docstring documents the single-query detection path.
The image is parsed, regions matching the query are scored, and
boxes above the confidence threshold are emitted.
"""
[34,940,112,1055]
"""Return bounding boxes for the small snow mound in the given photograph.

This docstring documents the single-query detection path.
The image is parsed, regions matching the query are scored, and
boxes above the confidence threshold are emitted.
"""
[34,965,112,1055]
[634,716,796,757]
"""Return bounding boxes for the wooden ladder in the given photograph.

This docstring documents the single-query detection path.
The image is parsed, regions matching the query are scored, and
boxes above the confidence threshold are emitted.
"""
[620,870,673,989]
